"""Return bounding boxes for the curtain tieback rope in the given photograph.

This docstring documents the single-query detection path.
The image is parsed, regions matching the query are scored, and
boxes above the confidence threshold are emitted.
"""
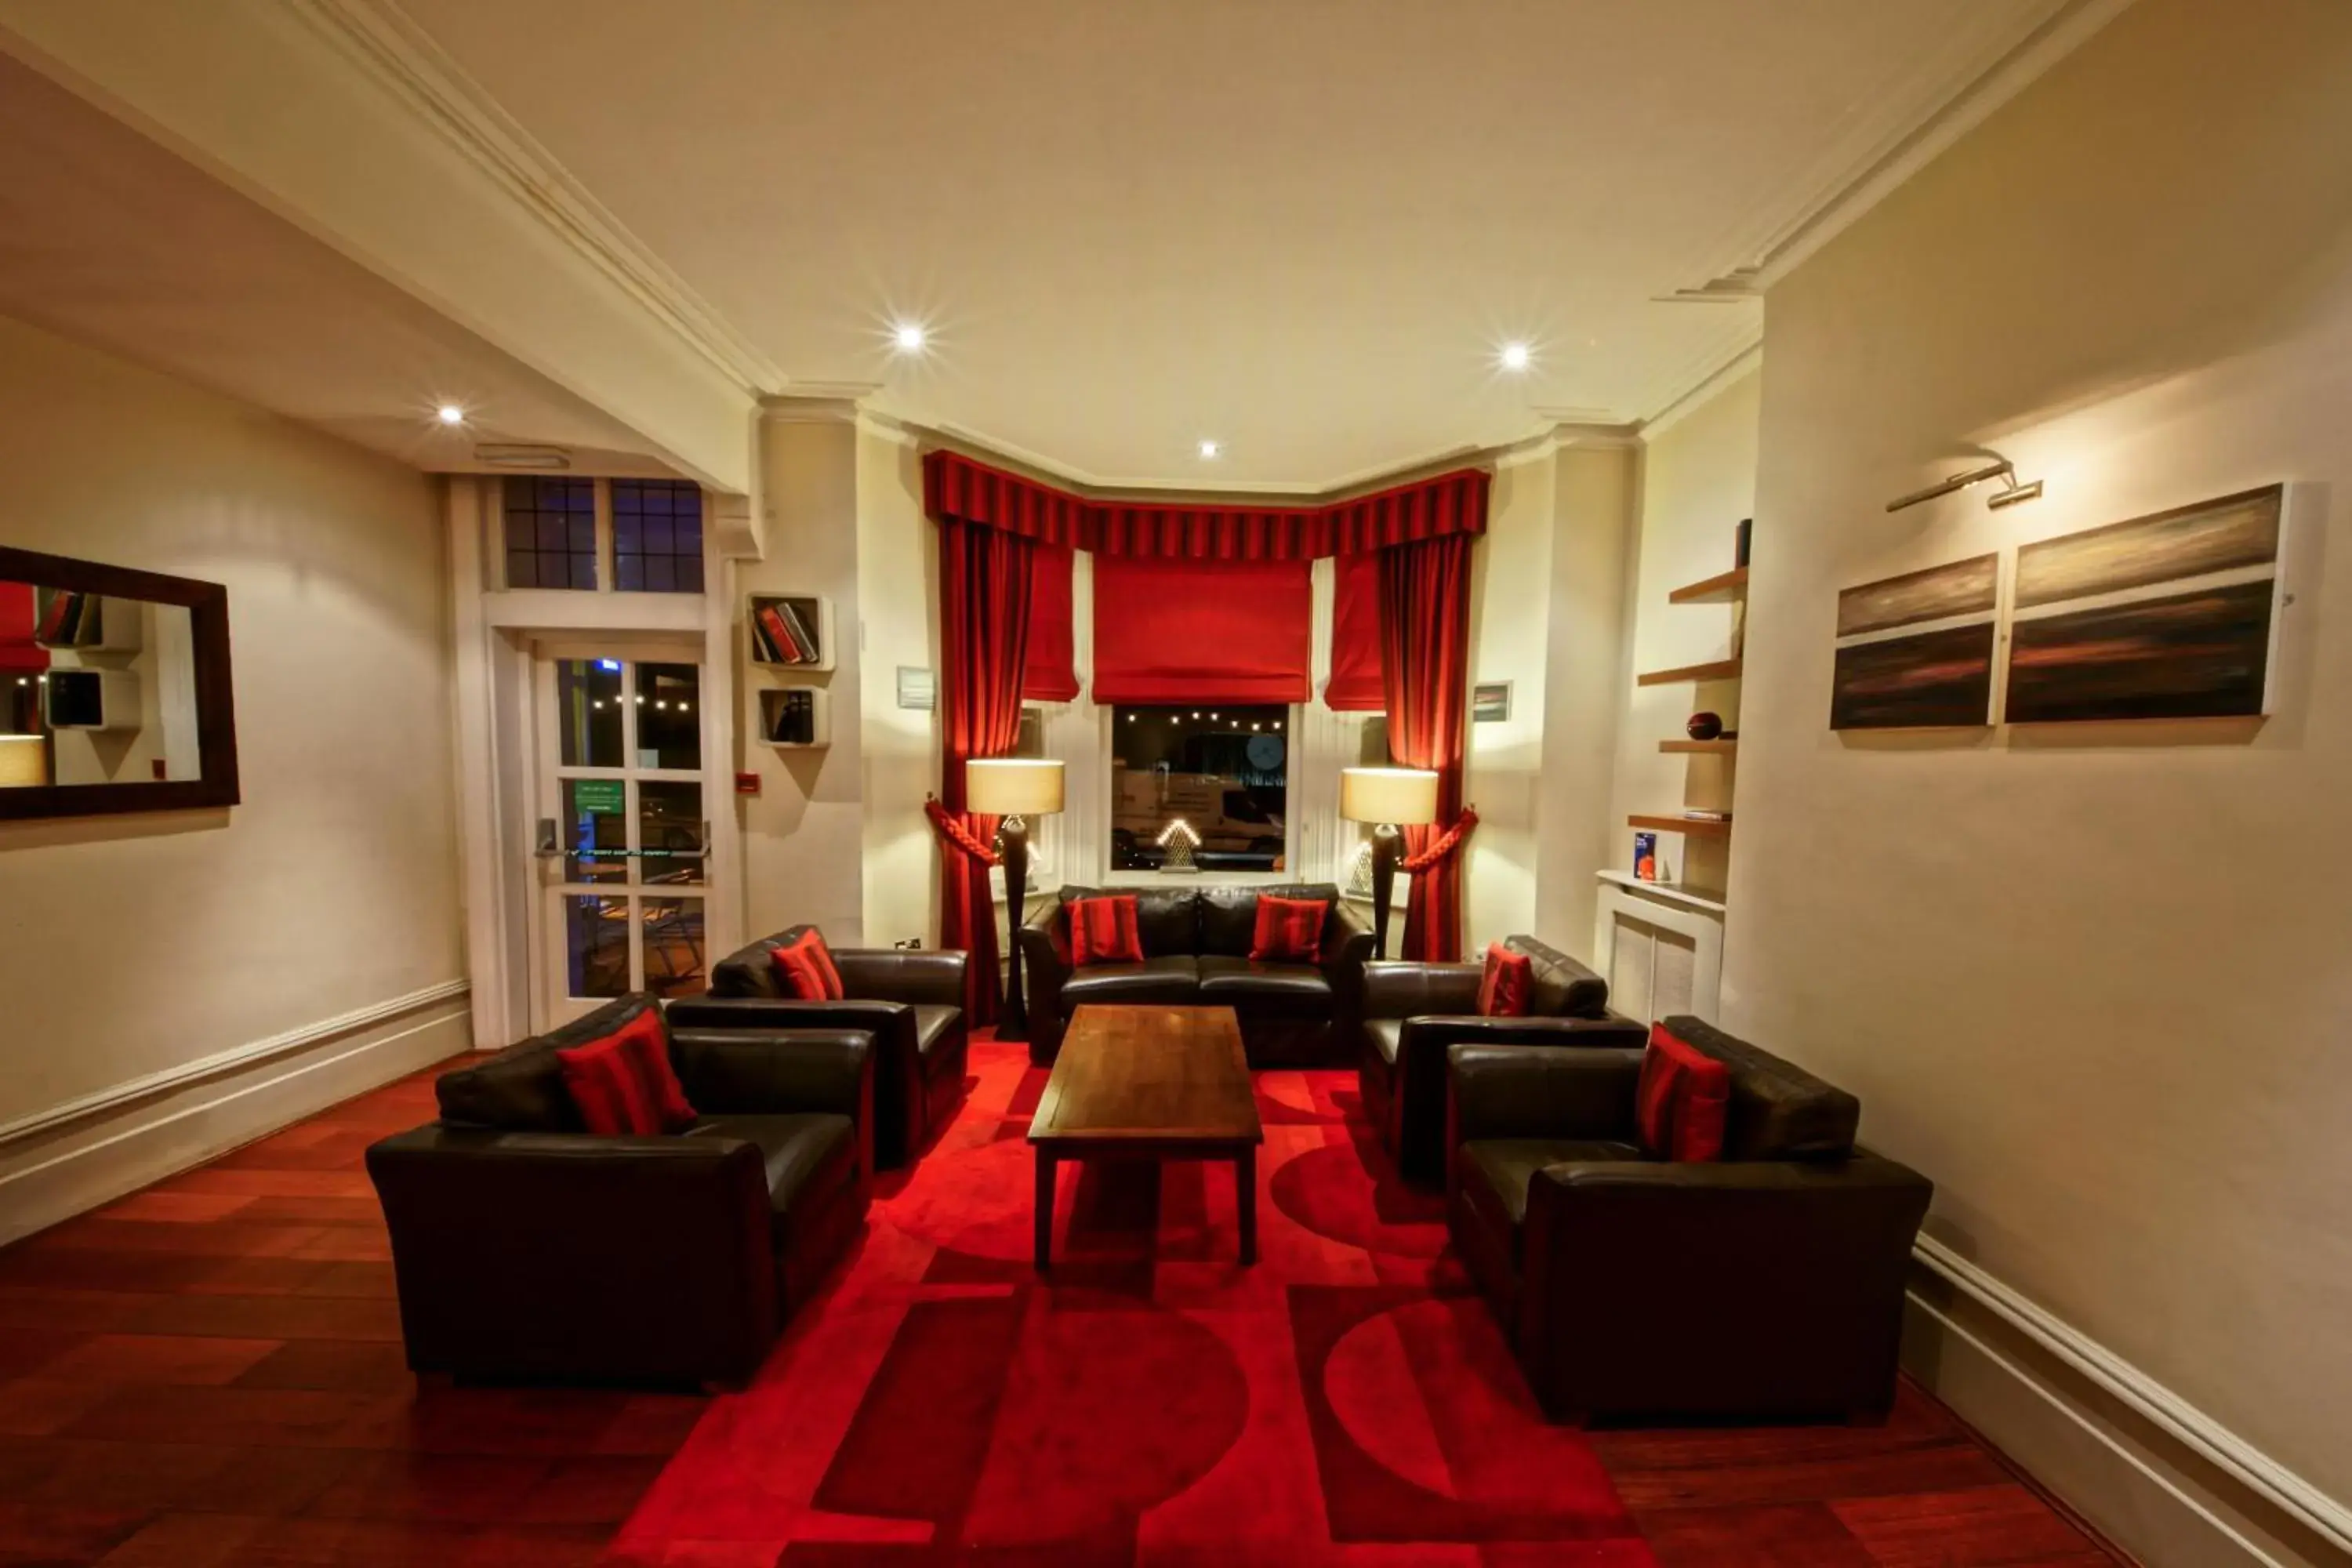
[924,796,1004,866]
[1400,808,1479,873]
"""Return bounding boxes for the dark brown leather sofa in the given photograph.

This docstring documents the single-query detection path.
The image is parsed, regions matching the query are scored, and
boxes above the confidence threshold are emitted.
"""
[668,928,969,1167]
[1359,935,1646,1185]
[366,996,873,1387]
[1017,883,1374,1067]
[1446,1015,1933,1423]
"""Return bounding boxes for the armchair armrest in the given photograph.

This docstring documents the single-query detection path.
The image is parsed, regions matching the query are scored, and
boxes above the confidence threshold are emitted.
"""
[1446,1042,1645,1145]
[1362,960,1483,1019]
[1018,902,1072,1005]
[365,1125,777,1383]
[830,948,969,1010]
[670,1028,872,1119]
[1319,901,1377,1029]
[1518,1155,1934,1419]
[667,999,918,1163]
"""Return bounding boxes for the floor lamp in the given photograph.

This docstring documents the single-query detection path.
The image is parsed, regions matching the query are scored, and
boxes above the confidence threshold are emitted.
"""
[965,758,1065,1043]
[1339,766,1439,961]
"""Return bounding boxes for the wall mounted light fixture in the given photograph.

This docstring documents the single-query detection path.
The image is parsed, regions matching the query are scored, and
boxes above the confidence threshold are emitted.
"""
[1886,454,2043,514]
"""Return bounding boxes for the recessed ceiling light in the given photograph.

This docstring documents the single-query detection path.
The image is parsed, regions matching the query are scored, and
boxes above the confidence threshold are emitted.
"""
[1499,342,1532,372]
[1198,439,1221,459]
[892,322,927,354]
[436,404,466,426]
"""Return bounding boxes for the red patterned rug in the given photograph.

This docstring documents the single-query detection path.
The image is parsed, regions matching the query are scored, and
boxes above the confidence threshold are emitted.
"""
[606,1039,1650,1566]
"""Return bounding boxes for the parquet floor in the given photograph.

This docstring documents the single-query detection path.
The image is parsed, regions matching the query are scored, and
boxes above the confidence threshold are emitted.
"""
[0,1056,2128,1566]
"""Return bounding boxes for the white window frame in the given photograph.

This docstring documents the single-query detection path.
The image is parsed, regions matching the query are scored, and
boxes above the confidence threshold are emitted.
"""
[492,477,710,597]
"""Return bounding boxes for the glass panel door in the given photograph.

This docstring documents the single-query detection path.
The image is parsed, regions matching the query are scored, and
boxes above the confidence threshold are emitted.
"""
[538,652,709,1023]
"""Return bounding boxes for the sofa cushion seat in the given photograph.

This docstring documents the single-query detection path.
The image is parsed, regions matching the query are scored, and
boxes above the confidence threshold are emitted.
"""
[1364,1018,1403,1068]
[912,1006,964,1068]
[1459,1138,1646,1252]
[686,1113,858,1225]
[1058,955,1202,1007]
[1196,956,1331,1016]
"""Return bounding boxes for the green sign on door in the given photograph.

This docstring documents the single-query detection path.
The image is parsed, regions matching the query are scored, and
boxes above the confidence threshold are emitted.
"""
[572,779,625,815]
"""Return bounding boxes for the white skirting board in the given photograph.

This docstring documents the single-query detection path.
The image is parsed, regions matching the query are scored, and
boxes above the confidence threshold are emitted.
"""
[0,981,471,1247]
[1906,1241,2352,1568]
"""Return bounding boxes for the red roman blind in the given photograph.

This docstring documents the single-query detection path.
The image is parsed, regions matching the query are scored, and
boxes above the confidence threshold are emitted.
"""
[1325,550,1385,710]
[1091,555,1312,706]
[1023,545,1079,702]
[0,583,48,674]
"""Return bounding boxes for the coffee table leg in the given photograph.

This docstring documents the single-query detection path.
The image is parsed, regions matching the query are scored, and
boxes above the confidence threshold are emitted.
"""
[1034,1150,1057,1272]
[1236,1146,1257,1265]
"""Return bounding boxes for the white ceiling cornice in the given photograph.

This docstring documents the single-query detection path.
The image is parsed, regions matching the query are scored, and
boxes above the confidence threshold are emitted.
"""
[1640,340,1765,445]
[290,0,787,398]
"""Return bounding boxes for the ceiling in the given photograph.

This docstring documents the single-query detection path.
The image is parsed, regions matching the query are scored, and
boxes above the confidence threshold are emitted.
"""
[389,0,2074,486]
[0,50,677,477]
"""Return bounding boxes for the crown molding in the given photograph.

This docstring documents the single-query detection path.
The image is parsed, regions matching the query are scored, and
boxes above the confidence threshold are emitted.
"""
[760,385,880,425]
[1663,0,2134,301]
[289,0,786,398]
[1640,339,1765,443]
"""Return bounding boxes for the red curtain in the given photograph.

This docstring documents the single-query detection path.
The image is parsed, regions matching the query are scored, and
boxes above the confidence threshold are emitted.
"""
[1325,550,1385,711]
[0,583,47,674]
[1092,556,1312,706]
[1380,535,1474,961]
[938,517,1036,1024]
[1022,546,1078,702]
[926,450,1489,560]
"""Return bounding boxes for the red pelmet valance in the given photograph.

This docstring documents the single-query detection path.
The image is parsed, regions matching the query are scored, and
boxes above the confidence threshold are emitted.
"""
[924,449,1490,560]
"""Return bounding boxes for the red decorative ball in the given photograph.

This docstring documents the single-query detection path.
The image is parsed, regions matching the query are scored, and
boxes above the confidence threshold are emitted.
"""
[1686,711,1724,741]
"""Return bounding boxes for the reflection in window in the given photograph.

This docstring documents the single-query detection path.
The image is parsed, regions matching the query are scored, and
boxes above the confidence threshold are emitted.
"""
[556,659,624,768]
[641,898,706,997]
[613,481,705,593]
[503,477,597,590]
[638,780,704,885]
[564,895,631,998]
[636,662,701,770]
[1109,705,1289,872]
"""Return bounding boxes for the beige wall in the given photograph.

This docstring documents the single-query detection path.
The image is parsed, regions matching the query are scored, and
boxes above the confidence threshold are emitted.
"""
[1731,0,2352,1529]
[856,426,942,948]
[0,312,466,1135]
[1463,453,1555,950]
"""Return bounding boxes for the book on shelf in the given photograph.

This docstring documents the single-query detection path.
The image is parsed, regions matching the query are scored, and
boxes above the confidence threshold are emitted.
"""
[770,689,818,744]
[779,600,820,663]
[754,603,798,662]
[35,590,82,647]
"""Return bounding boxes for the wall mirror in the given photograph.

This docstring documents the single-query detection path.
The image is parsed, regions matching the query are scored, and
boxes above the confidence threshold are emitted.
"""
[0,546,238,821]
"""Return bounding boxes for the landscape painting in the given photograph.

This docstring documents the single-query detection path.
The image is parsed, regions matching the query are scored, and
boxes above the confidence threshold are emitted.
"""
[2006,485,2284,722]
[2006,579,2274,722]
[1830,621,1997,730]
[1836,554,1999,637]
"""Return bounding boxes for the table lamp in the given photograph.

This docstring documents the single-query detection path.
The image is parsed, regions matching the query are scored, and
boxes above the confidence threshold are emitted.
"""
[1338,766,1439,960]
[965,757,1065,1042]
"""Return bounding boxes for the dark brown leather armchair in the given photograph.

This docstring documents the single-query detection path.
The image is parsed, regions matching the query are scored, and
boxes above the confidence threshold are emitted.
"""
[1359,934,1646,1185]
[1017,884,1375,1067]
[366,996,873,1388]
[1446,1016,1933,1424]
[670,927,969,1167]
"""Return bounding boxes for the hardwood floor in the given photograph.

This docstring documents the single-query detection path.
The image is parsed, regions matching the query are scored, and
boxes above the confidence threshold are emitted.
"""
[0,1058,2127,1566]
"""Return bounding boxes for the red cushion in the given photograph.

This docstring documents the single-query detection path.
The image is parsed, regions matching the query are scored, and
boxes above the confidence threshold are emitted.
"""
[1067,895,1145,965]
[1249,895,1328,964]
[770,929,845,1000]
[557,1010,695,1136]
[1476,942,1534,1017]
[1635,1022,1731,1162]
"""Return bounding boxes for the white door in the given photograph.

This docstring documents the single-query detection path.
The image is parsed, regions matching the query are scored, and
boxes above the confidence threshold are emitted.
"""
[533,646,713,1025]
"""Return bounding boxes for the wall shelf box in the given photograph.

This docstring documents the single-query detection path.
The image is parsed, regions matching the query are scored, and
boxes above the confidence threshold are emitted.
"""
[1636,656,1742,687]
[44,668,141,731]
[746,593,833,672]
[33,590,142,655]
[1666,565,1749,604]
[1660,738,1737,755]
[1628,812,1730,838]
[758,685,831,749]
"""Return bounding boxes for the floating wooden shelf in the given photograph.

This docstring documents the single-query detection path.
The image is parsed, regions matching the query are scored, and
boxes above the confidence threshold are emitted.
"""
[1636,657,1742,687]
[1667,565,1748,604]
[1628,813,1731,837]
[1660,739,1737,754]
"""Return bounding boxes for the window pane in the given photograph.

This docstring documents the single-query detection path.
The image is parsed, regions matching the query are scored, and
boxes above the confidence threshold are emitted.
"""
[556,659,624,768]
[637,662,701,769]
[565,895,630,998]
[561,776,630,883]
[503,477,598,592]
[613,479,703,595]
[674,555,704,594]
[1109,705,1289,872]
[638,780,704,886]
[641,898,706,998]
[506,550,541,590]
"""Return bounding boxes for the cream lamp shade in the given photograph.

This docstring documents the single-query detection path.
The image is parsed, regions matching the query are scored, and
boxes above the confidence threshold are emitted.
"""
[0,735,45,789]
[1338,766,1439,826]
[965,757,1065,816]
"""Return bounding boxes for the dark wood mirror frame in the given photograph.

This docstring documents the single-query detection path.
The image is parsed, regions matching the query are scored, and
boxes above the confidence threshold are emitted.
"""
[0,545,239,821]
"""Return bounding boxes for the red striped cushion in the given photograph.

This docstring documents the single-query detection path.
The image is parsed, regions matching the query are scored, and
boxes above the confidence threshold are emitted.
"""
[1067,895,1144,965]
[1249,895,1328,963]
[1635,1023,1731,1162]
[1476,942,1534,1017]
[770,929,845,1000]
[557,1010,695,1136]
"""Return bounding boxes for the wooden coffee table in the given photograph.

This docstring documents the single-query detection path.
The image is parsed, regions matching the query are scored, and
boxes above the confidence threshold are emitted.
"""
[1028,1005,1264,1270]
